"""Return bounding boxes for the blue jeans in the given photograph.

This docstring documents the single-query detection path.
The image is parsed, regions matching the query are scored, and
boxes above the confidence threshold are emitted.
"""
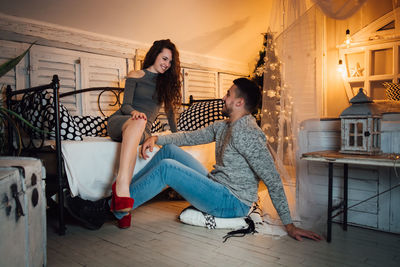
[113,144,250,219]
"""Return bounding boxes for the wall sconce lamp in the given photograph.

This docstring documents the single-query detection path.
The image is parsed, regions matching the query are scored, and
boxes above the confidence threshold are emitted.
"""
[345,29,351,47]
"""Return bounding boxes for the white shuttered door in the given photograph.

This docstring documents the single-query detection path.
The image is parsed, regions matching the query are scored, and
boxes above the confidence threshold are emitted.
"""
[81,56,126,117]
[30,46,81,114]
[0,40,30,92]
[218,73,243,98]
[29,46,126,116]
[182,69,218,103]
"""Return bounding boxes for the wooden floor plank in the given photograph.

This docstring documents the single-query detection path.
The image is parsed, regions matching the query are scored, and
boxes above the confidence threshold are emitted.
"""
[47,247,83,267]
[47,199,400,267]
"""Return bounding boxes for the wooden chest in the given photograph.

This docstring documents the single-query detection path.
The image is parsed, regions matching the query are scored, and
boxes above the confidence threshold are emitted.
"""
[0,157,47,267]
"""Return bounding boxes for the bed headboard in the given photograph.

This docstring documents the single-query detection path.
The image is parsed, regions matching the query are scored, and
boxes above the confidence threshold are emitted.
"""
[59,87,123,117]
[5,75,62,154]
[5,75,124,151]
[182,94,222,107]
[4,74,226,154]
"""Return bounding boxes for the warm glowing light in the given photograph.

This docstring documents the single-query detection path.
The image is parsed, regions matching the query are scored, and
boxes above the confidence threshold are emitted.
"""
[337,59,346,77]
[345,29,351,47]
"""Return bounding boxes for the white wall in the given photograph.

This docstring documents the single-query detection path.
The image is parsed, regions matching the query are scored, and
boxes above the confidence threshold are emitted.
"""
[0,0,274,71]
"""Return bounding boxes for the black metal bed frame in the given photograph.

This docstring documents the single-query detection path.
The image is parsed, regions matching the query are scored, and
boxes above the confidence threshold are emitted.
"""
[5,75,123,235]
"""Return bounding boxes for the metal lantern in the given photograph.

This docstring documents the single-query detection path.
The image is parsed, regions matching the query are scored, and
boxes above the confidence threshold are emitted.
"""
[339,88,382,155]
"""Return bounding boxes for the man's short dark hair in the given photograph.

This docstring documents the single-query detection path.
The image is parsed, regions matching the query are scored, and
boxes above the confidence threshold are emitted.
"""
[233,78,261,114]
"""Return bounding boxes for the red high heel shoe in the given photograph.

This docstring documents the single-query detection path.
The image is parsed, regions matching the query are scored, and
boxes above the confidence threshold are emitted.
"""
[110,182,134,212]
[118,213,131,229]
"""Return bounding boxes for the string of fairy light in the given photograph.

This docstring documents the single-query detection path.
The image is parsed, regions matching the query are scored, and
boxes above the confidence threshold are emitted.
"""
[251,30,294,157]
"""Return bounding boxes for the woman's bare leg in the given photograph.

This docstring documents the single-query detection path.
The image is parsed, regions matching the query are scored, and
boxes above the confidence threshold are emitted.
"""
[115,118,147,202]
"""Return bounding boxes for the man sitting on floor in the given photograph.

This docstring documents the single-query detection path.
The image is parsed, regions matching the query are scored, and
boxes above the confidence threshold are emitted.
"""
[67,78,322,241]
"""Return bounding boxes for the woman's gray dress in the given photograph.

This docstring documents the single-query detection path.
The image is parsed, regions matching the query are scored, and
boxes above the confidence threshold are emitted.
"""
[107,69,176,143]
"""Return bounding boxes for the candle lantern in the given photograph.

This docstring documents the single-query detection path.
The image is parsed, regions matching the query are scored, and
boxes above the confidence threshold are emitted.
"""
[340,88,381,155]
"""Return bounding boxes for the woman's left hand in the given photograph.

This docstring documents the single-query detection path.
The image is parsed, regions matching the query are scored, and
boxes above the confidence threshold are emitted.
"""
[130,110,147,120]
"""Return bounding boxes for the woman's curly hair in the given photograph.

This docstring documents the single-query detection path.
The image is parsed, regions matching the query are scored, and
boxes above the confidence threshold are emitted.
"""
[143,39,182,112]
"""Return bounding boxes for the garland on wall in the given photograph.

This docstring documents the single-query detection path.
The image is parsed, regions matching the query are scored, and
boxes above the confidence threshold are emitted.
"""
[251,32,269,91]
[252,30,293,162]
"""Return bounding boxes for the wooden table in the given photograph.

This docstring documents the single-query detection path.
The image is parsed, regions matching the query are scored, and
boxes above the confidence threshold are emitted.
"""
[301,150,400,242]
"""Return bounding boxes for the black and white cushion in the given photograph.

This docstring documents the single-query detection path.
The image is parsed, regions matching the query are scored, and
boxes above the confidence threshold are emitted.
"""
[74,116,108,137]
[177,99,226,131]
[151,116,164,133]
[15,90,83,141]
[73,114,166,136]
[56,105,83,141]
[383,82,400,101]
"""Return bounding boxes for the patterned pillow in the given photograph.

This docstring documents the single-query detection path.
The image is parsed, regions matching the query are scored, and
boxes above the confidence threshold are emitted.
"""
[15,90,83,141]
[151,116,164,133]
[73,116,108,137]
[177,99,226,131]
[72,114,165,136]
[382,82,400,101]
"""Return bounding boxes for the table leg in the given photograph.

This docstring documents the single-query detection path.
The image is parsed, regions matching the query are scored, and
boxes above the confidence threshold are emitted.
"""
[327,162,333,242]
[343,163,348,231]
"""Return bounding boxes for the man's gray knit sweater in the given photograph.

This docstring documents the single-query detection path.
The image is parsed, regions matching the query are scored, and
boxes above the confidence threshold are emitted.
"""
[157,114,292,225]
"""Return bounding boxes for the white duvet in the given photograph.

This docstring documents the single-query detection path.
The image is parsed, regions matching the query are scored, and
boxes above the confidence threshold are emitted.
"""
[62,136,215,201]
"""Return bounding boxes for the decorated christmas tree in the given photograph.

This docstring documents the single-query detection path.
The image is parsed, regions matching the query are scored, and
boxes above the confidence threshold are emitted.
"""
[252,30,293,162]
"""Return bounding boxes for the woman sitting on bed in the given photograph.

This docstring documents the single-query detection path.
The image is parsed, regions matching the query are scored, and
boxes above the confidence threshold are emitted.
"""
[107,39,181,226]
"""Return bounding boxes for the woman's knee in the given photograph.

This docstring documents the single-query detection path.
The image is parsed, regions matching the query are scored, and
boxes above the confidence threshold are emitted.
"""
[122,118,146,133]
